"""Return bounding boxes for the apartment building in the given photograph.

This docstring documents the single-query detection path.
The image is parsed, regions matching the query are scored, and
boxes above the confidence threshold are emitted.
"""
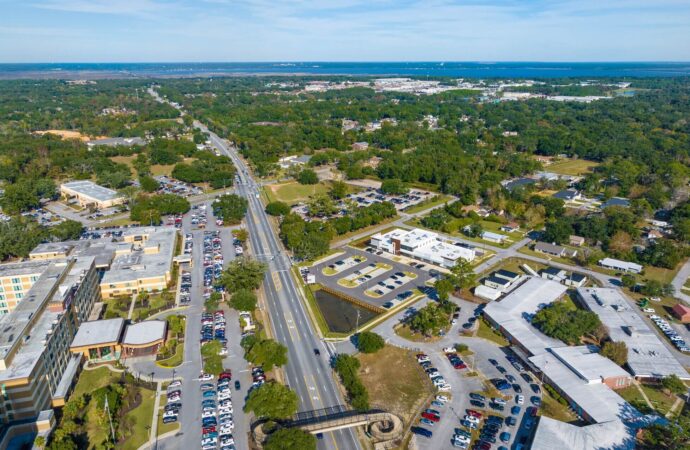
[0,256,99,439]
[0,260,52,315]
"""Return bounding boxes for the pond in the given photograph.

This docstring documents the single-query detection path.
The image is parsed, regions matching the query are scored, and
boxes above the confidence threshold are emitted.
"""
[314,290,379,334]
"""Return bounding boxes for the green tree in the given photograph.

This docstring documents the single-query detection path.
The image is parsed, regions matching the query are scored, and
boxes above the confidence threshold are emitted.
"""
[139,175,160,192]
[50,220,84,241]
[34,435,46,449]
[356,331,385,353]
[264,428,317,450]
[380,178,408,195]
[333,354,369,411]
[204,291,222,312]
[662,374,687,396]
[244,382,299,419]
[266,201,291,216]
[307,194,337,217]
[621,274,637,290]
[219,258,267,292]
[532,301,602,345]
[409,303,451,336]
[297,168,319,185]
[600,341,628,366]
[247,339,288,371]
[230,289,258,311]
[329,180,348,199]
[213,194,248,224]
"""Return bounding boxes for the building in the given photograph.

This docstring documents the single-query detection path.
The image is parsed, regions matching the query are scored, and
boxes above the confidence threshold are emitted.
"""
[576,287,689,380]
[121,321,167,357]
[541,267,568,282]
[564,272,588,288]
[569,235,585,247]
[86,137,145,148]
[0,257,100,436]
[598,258,643,274]
[484,278,647,450]
[502,177,536,191]
[60,180,126,209]
[672,304,690,323]
[500,222,520,233]
[369,228,475,267]
[277,154,312,169]
[351,142,369,151]
[601,197,630,209]
[493,269,521,284]
[69,318,125,362]
[474,285,502,301]
[30,227,178,300]
[0,260,52,315]
[534,242,578,258]
[552,189,581,201]
[484,275,512,291]
[480,231,507,244]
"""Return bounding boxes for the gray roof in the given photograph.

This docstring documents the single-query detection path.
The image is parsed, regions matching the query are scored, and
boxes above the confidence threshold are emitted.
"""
[70,318,125,348]
[577,287,690,379]
[602,197,630,209]
[532,416,636,450]
[535,242,565,255]
[87,137,146,147]
[61,180,123,203]
[0,259,52,278]
[504,177,536,191]
[30,242,74,256]
[101,227,176,285]
[549,345,631,382]
[553,189,579,200]
[122,320,166,345]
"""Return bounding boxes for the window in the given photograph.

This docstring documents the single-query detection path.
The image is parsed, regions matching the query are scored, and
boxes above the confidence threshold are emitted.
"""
[11,278,20,284]
[30,276,38,282]
[13,286,21,292]
[15,293,22,299]
[0,295,4,301]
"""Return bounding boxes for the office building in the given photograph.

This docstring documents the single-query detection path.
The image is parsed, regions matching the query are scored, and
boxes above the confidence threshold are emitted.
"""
[370,228,475,267]
[60,180,126,209]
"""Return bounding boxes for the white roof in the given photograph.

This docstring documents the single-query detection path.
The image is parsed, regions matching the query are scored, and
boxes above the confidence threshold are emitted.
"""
[398,228,437,248]
[481,231,506,241]
[484,277,567,356]
[61,180,123,203]
[474,285,502,300]
[532,416,636,450]
[71,318,125,348]
[599,258,642,272]
[577,288,690,379]
[122,320,166,345]
[550,346,631,383]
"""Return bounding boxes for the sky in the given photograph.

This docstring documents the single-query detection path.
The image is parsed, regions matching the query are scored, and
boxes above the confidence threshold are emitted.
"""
[1,0,690,62]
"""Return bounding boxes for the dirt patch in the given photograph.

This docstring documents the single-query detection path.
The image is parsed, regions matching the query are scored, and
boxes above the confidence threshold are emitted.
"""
[34,129,100,141]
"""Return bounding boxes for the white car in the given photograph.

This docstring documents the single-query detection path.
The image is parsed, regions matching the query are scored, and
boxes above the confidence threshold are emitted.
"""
[464,415,480,424]
[438,383,452,391]
[202,410,216,419]
[643,308,655,313]
[199,373,214,381]
[492,397,507,405]
[435,395,449,403]
[443,347,456,354]
[515,395,524,405]
[168,380,182,388]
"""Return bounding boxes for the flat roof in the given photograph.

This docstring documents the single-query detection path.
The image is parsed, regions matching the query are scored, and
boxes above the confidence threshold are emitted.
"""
[61,180,123,203]
[481,231,505,240]
[70,318,125,348]
[122,320,166,346]
[550,345,631,383]
[599,258,642,271]
[484,277,567,356]
[577,287,689,380]
[0,259,52,279]
[29,242,74,256]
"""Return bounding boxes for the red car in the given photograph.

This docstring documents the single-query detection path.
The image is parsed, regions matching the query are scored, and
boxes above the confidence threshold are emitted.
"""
[466,409,482,418]
[202,426,216,434]
[453,362,467,370]
[421,412,440,422]
[478,442,491,450]
[219,371,232,380]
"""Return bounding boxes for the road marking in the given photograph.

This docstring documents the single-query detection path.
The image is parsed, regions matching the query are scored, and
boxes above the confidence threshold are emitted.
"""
[272,272,283,291]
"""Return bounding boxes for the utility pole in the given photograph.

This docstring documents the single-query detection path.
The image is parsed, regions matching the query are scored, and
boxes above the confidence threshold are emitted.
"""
[104,395,116,443]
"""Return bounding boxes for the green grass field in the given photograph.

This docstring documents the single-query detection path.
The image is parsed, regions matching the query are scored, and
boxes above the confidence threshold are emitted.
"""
[403,194,453,214]
[265,181,330,204]
[547,159,600,176]
[119,388,156,450]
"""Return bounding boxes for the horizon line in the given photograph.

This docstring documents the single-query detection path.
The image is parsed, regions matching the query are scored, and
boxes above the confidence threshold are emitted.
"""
[1,60,690,65]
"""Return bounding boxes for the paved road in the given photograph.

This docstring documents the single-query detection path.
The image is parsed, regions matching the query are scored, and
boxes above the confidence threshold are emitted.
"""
[196,122,360,450]
[671,259,690,305]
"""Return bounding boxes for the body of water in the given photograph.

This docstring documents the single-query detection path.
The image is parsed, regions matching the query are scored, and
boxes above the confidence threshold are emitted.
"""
[314,290,379,334]
[1,62,689,79]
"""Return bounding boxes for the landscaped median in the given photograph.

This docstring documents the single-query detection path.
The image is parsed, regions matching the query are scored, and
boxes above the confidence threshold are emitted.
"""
[156,314,186,368]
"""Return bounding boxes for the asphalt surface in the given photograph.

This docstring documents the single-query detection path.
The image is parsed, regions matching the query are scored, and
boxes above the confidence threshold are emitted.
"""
[197,123,360,450]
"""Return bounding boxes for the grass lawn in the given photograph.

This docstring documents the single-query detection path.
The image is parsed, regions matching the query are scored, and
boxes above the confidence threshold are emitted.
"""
[394,324,442,343]
[357,345,435,426]
[156,395,180,436]
[265,181,330,204]
[540,388,578,423]
[331,216,399,244]
[547,158,600,176]
[518,246,577,266]
[482,257,549,278]
[403,194,453,214]
[643,261,686,285]
[118,388,156,450]
[641,384,679,415]
[73,366,122,398]
[475,319,509,346]
[156,341,184,368]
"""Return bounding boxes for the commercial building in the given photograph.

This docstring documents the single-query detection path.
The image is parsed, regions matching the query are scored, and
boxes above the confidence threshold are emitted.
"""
[121,321,167,357]
[484,277,651,450]
[576,287,689,380]
[0,256,100,437]
[69,318,125,362]
[598,258,643,274]
[480,231,507,244]
[0,260,52,315]
[86,137,145,148]
[29,227,177,300]
[540,267,588,287]
[369,228,475,268]
[60,180,126,209]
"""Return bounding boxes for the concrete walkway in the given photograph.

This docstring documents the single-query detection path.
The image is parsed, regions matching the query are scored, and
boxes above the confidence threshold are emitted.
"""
[671,259,690,305]
[149,381,163,446]
[127,293,137,320]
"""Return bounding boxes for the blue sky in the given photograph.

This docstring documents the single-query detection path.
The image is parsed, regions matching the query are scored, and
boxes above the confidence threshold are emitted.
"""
[1,0,689,62]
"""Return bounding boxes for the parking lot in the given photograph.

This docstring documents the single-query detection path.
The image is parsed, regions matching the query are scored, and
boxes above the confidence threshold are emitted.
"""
[312,247,432,308]
[155,175,204,197]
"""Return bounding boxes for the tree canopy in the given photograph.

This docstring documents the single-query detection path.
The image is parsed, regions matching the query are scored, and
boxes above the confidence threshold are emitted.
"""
[244,382,298,419]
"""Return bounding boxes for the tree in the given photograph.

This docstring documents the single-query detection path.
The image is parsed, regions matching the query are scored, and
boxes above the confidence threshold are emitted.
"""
[380,178,408,195]
[139,175,160,192]
[230,289,257,311]
[264,428,317,450]
[542,218,573,245]
[409,303,451,336]
[532,301,602,345]
[662,374,687,396]
[220,258,267,292]
[329,180,348,200]
[34,435,46,449]
[247,339,288,371]
[244,382,299,419]
[607,230,633,256]
[266,201,291,216]
[167,315,185,337]
[297,168,319,185]
[307,194,337,217]
[50,220,83,241]
[234,228,249,243]
[213,194,248,224]
[333,354,369,411]
[205,291,222,312]
[600,341,628,366]
[621,274,637,290]
[356,331,385,353]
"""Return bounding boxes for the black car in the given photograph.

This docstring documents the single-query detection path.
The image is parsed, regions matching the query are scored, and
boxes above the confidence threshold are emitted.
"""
[314,348,321,356]
[513,383,522,393]
[163,416,178,424]
[470,399,486,408]
[531,383,541,394]
[235,380,241,390]
[521,373,533,383]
